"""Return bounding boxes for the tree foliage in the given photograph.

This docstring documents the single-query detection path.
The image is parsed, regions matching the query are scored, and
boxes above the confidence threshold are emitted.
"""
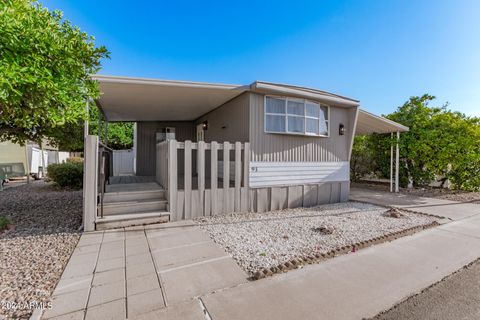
[350,135,376,182]
[47,106,134,151]
[0,0,109,145]
[352,94,480,191]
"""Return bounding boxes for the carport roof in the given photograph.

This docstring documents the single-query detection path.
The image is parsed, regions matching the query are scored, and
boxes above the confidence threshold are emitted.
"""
[92,75,247,122]
[92,75,408,134]
[355,109,409,135]
[92,75,361,121]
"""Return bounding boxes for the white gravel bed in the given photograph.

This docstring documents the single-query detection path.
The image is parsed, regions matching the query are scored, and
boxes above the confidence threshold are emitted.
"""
[0,233,80,319]
[0,181,82,320]
[197,202,437,275]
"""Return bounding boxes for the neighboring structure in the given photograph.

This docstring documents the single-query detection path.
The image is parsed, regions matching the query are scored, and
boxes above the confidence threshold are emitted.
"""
[83,75,408,231]
[0,141,69,180]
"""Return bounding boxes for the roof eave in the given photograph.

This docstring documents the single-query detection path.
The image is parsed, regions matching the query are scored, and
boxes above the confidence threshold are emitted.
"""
[92,74,246,91]
[250,81,360,107]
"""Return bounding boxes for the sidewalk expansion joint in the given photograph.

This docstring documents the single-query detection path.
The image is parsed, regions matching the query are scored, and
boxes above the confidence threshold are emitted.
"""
[198,298,213,320]
[144,228,169,308]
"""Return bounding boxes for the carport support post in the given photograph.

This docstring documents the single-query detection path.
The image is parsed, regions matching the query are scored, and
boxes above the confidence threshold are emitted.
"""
[390,133,393,192]
[97,109,102,143]
[104,121,108,147]
[395,131,400,193]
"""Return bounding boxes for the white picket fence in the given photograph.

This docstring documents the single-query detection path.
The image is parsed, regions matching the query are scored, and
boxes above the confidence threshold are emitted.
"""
[156,140,250,221]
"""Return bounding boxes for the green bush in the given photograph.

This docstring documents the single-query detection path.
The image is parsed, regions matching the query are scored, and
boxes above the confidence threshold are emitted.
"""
[66,157,84,164]
[47,162,83,189]
[0,216,10,231]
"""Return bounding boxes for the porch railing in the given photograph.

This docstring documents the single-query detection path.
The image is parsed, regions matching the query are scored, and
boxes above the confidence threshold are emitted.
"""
[156,140,250,221]
[97,142,113,219]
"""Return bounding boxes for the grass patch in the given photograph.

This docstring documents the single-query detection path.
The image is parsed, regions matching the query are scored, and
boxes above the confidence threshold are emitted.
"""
[0,216,10,231]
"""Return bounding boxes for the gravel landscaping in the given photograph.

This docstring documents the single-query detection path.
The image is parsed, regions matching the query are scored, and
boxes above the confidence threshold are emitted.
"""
[197,202,438,276]
[0,181,82,320]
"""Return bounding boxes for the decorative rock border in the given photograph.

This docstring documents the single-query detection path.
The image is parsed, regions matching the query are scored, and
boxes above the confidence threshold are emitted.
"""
[251,221,440,280]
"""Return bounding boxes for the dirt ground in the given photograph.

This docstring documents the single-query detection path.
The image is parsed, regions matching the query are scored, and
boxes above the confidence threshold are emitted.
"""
[352,181,480,204]
[370,258,480,320]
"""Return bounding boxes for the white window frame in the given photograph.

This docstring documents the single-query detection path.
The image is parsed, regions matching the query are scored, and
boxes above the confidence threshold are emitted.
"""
[264,95,330,137]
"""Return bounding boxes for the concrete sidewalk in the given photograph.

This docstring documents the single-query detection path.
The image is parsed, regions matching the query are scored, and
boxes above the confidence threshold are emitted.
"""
[350,187,480,221]
[201,212,480,320]
[42,223,247,320]
[42,188,480,320]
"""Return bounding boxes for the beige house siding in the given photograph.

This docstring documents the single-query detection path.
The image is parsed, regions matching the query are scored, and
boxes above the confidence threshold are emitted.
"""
[136,121,195,176]
[249,92,357,162]
[195,92,250,143]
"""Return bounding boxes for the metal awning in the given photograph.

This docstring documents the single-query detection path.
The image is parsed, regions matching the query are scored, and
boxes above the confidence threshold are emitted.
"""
[355,109,409,135]
[92,75,247,121]
[92,75,365,122]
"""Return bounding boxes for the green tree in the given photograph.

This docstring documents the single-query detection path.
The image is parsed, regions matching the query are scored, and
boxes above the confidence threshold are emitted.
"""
[105,122,134,150]
[0,0,109,146]
[355,94,480,191]
[387,94,440,187]
[48,106,134,151]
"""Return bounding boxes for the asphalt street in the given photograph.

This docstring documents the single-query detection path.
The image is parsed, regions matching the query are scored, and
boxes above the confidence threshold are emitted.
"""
[372,259,480,320]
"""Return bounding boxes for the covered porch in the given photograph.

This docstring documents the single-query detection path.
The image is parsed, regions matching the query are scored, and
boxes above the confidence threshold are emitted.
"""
[83,76,250,231]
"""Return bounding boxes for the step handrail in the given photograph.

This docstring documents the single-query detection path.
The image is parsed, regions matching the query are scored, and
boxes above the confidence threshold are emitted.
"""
[97,144,112,219]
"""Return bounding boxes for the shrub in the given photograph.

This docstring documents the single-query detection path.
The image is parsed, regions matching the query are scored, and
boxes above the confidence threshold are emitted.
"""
[0,216,10,231]
[47,162,83,189]
[66,157,84,164]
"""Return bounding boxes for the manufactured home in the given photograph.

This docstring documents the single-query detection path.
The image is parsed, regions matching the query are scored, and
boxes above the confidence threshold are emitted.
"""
[83,75,408,231]
[0,141,69,180]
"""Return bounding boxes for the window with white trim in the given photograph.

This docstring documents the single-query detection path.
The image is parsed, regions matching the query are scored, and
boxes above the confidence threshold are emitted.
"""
[265,96,329,136]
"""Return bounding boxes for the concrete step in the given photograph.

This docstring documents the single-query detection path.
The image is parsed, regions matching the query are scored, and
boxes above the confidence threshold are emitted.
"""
[103,189,165,203]
[101,199,168,216]
[95,211,170,230]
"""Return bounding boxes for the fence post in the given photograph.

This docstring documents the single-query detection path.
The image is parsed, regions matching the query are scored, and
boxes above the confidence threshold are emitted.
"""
[197,141,206,216]
[83,135,98,231]
[211,142,218,215]
[168,140,178,220]
[243,142,250,188]
[184,140,192,220]
[234,142,242,212]
[223,142,230,213]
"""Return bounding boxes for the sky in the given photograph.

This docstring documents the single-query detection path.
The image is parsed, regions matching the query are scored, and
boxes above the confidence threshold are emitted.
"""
[40,0,480,117]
